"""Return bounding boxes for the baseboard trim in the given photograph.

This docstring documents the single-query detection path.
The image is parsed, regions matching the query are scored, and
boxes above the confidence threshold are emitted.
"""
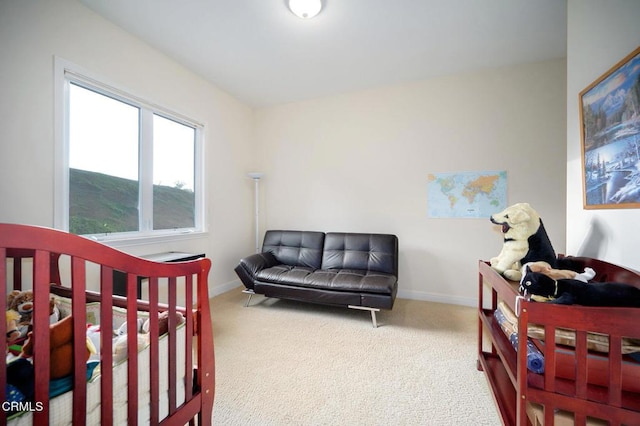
[211,279,243,297]
[212,280,476,308]
[396,289,476,308]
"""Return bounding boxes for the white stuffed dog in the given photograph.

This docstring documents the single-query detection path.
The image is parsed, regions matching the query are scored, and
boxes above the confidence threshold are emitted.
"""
[489,202,556,281]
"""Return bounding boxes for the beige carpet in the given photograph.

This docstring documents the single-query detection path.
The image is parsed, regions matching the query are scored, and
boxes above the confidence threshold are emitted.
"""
[210,288,500,425]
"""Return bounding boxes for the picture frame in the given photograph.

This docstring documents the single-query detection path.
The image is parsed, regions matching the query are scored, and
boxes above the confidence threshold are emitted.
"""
[579,45,640,209]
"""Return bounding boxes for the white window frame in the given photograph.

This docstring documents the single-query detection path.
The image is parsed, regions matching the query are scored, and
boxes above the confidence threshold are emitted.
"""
[54,57,206,246]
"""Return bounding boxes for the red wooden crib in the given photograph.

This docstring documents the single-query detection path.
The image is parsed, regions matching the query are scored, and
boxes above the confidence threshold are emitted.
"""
[0,223,214,425]
[479,257,640,425]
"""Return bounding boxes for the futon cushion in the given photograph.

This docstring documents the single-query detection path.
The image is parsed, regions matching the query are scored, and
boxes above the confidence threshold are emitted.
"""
[256,266,396,295]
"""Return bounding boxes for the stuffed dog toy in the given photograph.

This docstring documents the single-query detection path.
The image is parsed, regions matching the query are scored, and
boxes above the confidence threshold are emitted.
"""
[490,202,556,281]
[520,267,640,307]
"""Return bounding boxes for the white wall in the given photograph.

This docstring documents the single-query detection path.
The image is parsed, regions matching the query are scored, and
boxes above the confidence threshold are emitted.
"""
[0,0,256,294]
[255,60,567,306]
[0,1,578,306]
[566,1,640,270]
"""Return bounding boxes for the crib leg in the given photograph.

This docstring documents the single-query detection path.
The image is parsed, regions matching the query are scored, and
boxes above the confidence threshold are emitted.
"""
[348,305,381,328]
[242,289,255,307]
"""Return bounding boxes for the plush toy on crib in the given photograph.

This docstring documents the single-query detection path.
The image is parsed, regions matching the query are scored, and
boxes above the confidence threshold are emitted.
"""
[5,310,21,347]
[520,266,640,307]
[489,203,557,281]
[112,311,185,363]
[7,290,60,337]
[519,261,596,302]
[113,317,147,363]
[5,309,33,404]
[7,290,35,337]
[21,315,92,379]
[142,311,185,336]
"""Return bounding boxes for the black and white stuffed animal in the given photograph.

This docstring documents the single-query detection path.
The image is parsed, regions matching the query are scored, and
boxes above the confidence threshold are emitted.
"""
[520,267,640,307]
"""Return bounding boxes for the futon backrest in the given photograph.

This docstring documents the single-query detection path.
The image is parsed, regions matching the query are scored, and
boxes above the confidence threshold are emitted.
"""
[262,230,325,269]
[321,233,398,276]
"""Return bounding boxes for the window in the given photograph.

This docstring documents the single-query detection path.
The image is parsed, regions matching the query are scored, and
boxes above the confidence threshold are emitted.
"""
[55,59,204,241]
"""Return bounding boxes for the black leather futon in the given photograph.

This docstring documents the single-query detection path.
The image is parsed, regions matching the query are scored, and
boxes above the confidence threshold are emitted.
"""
[234,230,399,327]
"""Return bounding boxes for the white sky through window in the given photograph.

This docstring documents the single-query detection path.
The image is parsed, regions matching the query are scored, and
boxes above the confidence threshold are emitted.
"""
[69,83,195,191]
[154,115,195,191]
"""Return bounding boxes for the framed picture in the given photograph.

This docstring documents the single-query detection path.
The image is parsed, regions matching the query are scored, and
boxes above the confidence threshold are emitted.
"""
[579,45,640,209]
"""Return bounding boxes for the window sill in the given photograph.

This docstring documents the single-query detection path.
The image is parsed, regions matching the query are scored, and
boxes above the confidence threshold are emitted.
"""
[85,230,208,249]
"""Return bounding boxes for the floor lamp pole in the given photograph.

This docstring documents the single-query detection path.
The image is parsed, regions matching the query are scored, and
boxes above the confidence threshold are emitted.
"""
[248,172,263,253]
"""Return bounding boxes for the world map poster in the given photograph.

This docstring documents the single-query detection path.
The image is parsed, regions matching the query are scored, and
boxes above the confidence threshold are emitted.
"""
[427,171,507,218]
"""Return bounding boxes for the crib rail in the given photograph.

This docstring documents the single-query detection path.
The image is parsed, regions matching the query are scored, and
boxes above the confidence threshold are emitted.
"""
[517,300,640,425]
[0,223,214,426]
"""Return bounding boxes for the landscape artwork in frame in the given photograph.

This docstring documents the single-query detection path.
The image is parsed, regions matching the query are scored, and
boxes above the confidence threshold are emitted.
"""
[580,45,640,209]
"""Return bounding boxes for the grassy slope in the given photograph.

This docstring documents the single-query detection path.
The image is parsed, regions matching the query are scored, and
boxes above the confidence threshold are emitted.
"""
[69,168,194,234]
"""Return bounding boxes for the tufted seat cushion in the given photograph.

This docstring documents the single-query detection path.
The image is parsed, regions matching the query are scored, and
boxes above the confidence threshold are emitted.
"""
[256,266,396,294]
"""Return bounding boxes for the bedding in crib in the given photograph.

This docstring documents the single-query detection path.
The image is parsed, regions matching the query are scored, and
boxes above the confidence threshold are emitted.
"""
[7,298,187,425]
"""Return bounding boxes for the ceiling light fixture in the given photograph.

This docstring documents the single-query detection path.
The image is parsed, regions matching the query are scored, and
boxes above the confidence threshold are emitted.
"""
[288,0,322,19]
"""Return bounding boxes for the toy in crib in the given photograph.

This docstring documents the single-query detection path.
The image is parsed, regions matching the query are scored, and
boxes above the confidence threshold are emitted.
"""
[521,266,640,307]
[519,261,596,302]
[112,311,185,363]
[5,308,187,407]
[21,315,92,379]
[7,290,60,338]
[5,310,21,348]
[5,314,91,406]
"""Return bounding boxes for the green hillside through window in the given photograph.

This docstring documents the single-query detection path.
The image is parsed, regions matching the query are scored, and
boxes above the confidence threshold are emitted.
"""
[69,168,194,235]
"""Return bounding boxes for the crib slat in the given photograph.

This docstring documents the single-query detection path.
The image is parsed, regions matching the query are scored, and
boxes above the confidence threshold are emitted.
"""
[544,325,556,393]
[542,324,556,426]
[544,404,554,425]
[32,250,51,425]
[127,273,139,426]
[199,259,215,425]
[100,266,115,426]
[575,330,588,399]
[609,334,622,406]
[149,276,160,425]
[0,249,7,424]
[185,274,194,402]
[168,276,178,415]
[71,257,88,426]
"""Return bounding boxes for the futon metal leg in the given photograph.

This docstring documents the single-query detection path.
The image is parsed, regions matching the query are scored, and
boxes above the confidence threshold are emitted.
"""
[348,305,381,328]
[242,289,255,307]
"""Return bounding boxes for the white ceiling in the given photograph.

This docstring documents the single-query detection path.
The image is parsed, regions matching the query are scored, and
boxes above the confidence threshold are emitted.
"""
[79,0,567,108]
